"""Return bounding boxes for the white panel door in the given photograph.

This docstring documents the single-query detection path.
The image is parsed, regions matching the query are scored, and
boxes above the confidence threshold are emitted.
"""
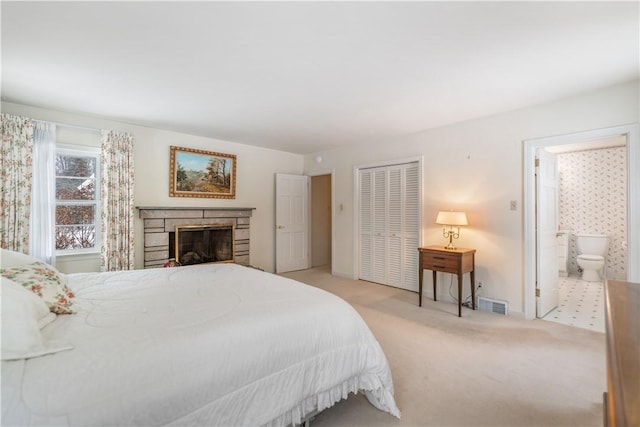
[276,174,310,273]
[536,149,559,317]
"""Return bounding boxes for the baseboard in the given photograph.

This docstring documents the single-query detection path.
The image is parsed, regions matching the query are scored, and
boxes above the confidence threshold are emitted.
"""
[332,270,355,279]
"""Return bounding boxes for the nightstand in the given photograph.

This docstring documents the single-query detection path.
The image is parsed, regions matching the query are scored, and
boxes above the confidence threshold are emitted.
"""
[418,245,476,317]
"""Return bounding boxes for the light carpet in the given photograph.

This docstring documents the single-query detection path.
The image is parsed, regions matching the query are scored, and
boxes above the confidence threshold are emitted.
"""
[282,266,605,427]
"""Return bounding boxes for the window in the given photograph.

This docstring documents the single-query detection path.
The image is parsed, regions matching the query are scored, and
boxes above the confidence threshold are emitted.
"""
[55,145,100,253]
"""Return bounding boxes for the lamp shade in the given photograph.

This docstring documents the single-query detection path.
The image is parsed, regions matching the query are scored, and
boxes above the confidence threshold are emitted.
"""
[436,211,468,226]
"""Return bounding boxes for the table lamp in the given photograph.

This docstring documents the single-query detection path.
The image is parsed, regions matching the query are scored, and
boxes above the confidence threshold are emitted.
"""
[436,210,468,250]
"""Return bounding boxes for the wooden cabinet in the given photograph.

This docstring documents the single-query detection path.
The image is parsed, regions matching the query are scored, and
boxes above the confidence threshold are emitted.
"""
[418,246,476,317]
[603,280,639,427]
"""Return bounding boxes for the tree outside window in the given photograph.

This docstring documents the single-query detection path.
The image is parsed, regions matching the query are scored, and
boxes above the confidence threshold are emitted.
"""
[55,149,100,251]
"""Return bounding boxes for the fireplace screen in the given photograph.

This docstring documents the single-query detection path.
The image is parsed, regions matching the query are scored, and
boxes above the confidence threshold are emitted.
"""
[171,225,234,265]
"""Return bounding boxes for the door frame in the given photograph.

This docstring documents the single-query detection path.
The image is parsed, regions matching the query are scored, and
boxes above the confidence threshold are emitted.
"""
[523,124,639,320]
[307,169,336,276]
[352,155,424,281]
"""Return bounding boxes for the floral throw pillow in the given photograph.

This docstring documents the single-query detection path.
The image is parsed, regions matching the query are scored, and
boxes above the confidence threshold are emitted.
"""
[0,262,76,314]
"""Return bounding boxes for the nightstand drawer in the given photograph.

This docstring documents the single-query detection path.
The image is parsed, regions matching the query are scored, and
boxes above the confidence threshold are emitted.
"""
[421,252,458,273]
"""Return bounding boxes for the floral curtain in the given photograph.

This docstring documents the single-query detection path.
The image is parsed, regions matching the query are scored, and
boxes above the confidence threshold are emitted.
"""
[0,114,34,252]
[100,130,135,271]
[30,121,57,264]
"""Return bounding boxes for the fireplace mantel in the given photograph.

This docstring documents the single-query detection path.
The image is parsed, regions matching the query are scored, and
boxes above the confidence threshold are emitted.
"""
[137,206,256,211]
[138,207,255,268]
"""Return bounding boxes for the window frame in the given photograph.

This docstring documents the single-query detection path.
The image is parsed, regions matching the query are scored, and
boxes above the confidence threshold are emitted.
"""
[55,143,101,255]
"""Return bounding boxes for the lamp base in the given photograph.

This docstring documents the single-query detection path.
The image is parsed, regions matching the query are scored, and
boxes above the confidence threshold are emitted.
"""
[444,231,457,250]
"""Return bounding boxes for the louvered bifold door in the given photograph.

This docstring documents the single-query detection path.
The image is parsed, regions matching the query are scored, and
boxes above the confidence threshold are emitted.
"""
[387,166,403,288]
[359,170,373,281]
[402,163,420,291]
[358,162,420,291]
[371,169,388,284]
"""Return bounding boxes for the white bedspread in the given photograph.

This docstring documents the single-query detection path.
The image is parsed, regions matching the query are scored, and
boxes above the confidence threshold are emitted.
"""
[1,263,399,426]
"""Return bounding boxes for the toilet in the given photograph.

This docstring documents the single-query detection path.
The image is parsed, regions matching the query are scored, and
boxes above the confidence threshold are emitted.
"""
[576,234,609,282]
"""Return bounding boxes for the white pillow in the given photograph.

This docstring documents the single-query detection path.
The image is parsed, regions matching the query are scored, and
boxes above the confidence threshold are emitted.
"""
[0,249,42,269]
[0,261,76,314]
[1,277,73,360]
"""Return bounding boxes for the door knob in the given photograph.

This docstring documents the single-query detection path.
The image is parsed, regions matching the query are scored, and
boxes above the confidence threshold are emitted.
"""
[277,225,284,229]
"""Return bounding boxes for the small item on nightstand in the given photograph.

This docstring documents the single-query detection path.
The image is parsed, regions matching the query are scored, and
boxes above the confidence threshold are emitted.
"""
[163,259,181,268]
[435,210,468,250]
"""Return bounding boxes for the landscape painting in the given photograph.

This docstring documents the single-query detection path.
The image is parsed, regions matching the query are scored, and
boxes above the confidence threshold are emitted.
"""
[169,146,236,198]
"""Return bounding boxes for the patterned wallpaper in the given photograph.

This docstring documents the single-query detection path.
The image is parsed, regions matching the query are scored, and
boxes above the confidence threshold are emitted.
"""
[557,146,627,280]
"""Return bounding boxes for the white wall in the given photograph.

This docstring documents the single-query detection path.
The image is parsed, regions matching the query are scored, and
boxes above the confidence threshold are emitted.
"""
[303,80,640,316]
[2,102,303,273]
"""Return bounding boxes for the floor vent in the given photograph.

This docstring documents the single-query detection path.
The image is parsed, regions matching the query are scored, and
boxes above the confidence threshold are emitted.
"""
[477,297,508,315]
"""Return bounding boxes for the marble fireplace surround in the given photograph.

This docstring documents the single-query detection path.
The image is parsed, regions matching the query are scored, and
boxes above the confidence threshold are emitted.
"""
[138,207,254,268]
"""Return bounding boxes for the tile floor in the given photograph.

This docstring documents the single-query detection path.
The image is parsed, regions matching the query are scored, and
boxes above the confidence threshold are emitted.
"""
[542,275,605,333]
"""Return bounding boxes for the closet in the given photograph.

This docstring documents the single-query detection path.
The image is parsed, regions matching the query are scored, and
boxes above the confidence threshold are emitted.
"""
[358,161,419,291]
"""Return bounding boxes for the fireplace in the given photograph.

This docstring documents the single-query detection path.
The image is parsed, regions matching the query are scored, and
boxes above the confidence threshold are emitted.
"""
[138,207,254,269]
[170,224,234,265]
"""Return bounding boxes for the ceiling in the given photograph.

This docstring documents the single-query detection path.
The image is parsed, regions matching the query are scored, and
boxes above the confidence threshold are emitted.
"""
[2,1,638,155]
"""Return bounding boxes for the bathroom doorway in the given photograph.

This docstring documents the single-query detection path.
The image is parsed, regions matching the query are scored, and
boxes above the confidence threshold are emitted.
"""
[523,124,640,322]
[540,136,627,331]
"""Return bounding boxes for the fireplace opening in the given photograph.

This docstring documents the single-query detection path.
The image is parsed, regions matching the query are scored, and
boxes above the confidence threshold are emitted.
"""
[169,225,234,266]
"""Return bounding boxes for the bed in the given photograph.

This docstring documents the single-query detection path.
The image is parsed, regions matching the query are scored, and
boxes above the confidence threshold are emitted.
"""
[0,249,400,426]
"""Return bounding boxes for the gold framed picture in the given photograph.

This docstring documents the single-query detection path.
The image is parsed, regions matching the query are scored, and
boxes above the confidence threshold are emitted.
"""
[169,146,236,199]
